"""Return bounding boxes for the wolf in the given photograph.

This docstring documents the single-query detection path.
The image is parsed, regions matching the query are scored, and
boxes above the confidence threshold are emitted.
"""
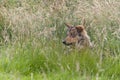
[62,23,92,49]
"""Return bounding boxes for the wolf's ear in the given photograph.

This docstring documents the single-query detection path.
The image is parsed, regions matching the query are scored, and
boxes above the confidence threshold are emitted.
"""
[64,23,72,28]
[75,25,84,33]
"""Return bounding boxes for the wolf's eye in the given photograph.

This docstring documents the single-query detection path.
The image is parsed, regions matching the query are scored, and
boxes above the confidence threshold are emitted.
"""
[71,33,76,37]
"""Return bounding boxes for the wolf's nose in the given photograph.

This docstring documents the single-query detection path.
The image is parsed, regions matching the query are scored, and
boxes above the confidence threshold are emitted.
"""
[62,40,66,44]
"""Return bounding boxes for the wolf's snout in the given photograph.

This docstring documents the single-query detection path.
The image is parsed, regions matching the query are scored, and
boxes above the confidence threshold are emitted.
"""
[62,40,73,46]
[62,40,66,44]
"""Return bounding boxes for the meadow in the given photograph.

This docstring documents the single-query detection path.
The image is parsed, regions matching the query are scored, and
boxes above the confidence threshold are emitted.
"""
[0,0,120,80]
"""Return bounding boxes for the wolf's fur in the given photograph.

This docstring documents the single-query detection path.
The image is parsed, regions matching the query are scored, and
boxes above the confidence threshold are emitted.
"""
[63,23,92,49]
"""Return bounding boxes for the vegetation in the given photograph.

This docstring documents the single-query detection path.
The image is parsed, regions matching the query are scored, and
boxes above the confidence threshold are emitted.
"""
[0,0,120,80]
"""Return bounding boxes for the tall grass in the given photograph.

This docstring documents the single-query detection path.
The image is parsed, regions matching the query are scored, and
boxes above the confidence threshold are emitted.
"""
[0,0,120,80]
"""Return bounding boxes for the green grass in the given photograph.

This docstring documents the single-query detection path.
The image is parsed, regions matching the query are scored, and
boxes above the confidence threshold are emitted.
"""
[0,0,120,80]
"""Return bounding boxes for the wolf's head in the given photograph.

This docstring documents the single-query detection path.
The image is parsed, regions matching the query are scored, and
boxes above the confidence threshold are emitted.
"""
[62,23,86,46]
